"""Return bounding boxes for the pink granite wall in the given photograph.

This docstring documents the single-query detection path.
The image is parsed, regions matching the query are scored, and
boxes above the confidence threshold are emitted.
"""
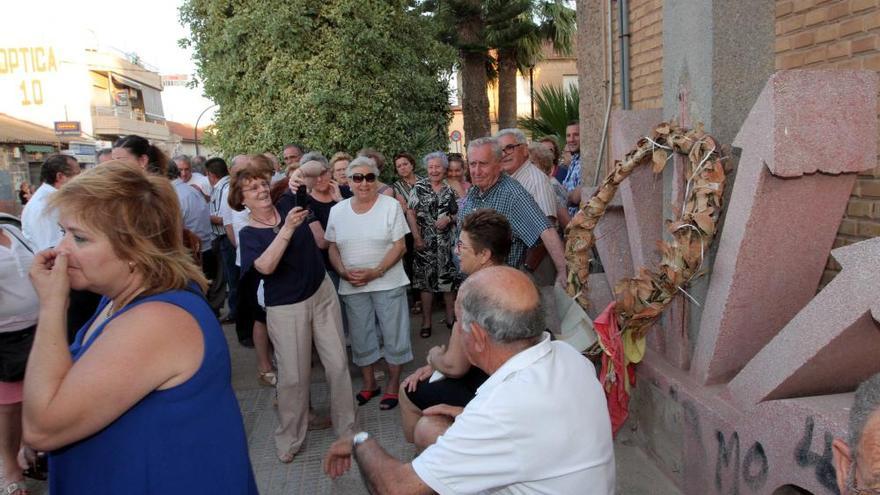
[618,70,879,495]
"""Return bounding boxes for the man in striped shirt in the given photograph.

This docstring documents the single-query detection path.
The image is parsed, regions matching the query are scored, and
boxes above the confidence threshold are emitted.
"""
[496,128,559,225]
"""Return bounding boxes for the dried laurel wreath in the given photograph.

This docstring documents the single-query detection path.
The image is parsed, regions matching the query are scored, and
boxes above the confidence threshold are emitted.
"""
[564,121,727,363]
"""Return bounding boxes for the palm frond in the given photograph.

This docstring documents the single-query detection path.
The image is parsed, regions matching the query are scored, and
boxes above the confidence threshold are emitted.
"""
[517,84,579,143]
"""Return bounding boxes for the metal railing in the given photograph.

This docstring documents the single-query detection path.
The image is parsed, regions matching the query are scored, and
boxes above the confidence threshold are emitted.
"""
[92,106,165,125]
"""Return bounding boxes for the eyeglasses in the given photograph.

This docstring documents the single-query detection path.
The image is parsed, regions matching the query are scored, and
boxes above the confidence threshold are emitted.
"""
[847,461,880,495]
[242,181,270,194]
[350,173,377,183]
[501,143,523,156]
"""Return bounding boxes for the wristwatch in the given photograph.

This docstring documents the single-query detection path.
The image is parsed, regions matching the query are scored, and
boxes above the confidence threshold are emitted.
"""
[352,431,370,449]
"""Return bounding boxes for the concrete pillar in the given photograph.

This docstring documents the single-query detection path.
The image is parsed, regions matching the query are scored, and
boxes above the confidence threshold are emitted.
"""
[660,0,776,364]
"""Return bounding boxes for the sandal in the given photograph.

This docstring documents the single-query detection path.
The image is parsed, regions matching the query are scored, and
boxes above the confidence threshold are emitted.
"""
[356,387,381,406]
[420,325,432,338]
[2,481,29,495]
[258,370,277,387]
[379,393,399,410]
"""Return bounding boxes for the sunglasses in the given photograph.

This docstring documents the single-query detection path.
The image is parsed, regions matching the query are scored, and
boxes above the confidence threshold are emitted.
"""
[351,173,377,183]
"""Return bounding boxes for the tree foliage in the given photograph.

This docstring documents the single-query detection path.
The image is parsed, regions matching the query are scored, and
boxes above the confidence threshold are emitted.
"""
[517,84,578,144]
[417,0,575,134]
[180,0,456,159]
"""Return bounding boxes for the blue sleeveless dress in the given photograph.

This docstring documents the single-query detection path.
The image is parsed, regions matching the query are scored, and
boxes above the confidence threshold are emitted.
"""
[49,286,258,494]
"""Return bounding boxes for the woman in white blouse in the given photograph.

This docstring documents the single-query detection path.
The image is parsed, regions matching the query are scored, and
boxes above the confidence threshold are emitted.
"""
[326,156,413,411]
[0,224,39,495]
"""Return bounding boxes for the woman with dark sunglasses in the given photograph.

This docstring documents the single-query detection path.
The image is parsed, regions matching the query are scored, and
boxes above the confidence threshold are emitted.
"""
[325,157,413,411]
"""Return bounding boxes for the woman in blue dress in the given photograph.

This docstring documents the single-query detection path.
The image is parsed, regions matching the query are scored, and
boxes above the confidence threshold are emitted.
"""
[24,162,257,494]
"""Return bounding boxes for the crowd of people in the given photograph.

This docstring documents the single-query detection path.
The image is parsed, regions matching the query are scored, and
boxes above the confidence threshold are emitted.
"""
[1,121,627,494]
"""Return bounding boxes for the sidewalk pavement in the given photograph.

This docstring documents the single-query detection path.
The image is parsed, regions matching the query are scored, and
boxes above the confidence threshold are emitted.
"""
[8,306,681,494]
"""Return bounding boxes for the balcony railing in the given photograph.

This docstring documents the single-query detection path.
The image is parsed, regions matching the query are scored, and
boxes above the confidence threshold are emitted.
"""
[93,106,165,125]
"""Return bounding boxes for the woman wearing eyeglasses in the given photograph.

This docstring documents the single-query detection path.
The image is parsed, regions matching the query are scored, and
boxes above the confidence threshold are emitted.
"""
[398,209,512,449]
[231,155,355,464]
[325,157,412,411]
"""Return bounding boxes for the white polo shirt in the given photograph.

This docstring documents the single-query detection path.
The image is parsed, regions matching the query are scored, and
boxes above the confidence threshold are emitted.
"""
[411,332,615,494]
[510,161,558,219]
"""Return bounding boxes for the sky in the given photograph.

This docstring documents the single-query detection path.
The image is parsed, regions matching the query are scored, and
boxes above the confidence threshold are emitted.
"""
[6,0,215,125]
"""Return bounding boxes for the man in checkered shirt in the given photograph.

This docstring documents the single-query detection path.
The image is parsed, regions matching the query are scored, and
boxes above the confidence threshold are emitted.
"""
[458,137,568,287]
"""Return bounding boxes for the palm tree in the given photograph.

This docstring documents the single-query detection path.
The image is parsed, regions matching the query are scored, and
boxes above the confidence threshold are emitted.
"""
[517,84,579,145]
[420,0,493,143]
[488,0,575,130]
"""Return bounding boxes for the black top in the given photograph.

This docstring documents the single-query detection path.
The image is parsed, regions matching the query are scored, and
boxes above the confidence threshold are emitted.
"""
[309,196,337,272]
[239,190,326,306]
[339,185,353,199]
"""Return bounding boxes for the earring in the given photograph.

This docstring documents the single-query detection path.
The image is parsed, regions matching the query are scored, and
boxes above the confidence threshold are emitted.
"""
[128,262,135,273]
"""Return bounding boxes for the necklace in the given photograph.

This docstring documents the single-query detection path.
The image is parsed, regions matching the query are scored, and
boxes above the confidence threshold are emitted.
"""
[250,209,280,233]
[105,288,145,321]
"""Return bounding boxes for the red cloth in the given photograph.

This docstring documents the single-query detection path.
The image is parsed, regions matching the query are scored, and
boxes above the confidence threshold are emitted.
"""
[593,302,633,436]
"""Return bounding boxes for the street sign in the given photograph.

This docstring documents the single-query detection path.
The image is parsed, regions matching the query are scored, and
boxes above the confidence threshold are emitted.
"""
[54,121,81,136]
[450,130,462,142]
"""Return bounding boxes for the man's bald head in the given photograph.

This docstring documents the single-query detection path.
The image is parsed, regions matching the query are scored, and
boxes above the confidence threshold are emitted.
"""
[458,266,543,344]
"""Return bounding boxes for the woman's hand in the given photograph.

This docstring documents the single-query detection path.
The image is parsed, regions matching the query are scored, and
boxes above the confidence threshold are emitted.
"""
[29,249,71,309]
[288,169,304,193]
[426,344,445,367]
[414,236,426,251]
[401,364,434,393]
[434,215,451,231]
[328,180,343,202]
[281,207,309,236]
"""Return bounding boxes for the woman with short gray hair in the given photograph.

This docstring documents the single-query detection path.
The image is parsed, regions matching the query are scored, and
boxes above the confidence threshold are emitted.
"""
[406,152,458,338]
[326,156,412,410]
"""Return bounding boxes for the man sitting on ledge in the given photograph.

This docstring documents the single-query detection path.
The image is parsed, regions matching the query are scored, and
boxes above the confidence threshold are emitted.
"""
[833,372,880,494]
[324,266,615,494]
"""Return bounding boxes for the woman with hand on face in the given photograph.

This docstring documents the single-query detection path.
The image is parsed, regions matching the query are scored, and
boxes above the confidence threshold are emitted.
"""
[406,152,459,338]
[232,155,355,464]
[325,157,412,411]
[24,162,256,494]
[399,209,511,449]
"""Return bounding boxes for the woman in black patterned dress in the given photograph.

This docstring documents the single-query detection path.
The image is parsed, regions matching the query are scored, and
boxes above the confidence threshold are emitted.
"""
[406,152,458,338]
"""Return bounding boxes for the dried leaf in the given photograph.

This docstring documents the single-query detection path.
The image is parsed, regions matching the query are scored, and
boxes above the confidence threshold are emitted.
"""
[692,211,715,235]
[652,149,668,174]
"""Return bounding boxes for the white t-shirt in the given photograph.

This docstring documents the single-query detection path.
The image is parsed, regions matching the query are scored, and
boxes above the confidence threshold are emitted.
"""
[324,194,410,295]
[21,182,61,251]
[223,207,250,267]
[0,225,39,333]
[188,172,213,197]
[411,333,616,494]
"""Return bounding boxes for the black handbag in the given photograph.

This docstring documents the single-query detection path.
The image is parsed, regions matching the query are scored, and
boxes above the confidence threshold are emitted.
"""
[0,325,36,382]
